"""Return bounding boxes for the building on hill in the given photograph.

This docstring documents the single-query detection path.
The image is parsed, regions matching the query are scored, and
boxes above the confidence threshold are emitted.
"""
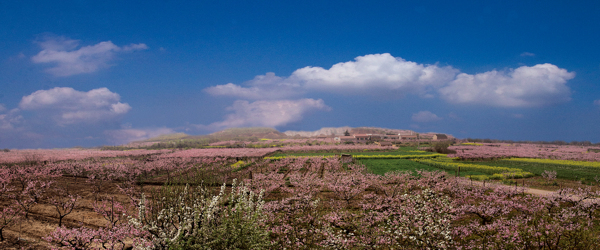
[354,134,370,142]
[400,134,418,140]
[399,131,419,140]
[335,136,356,143]
[368,134,383,141]
[419,134,434,140]
[384,134,400,140]
[433,134,448,140]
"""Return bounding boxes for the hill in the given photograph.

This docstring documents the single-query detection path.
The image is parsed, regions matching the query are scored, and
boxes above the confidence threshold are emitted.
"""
[123,126,452,149]
[123,127,288,148]
[142,133,189,142]
[284,126,417,137]
[283,126,353,137]
[208,127,287,140]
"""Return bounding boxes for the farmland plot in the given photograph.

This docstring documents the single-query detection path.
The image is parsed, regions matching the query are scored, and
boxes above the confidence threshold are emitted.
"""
[449,143,600,161]
[1,147,600,249]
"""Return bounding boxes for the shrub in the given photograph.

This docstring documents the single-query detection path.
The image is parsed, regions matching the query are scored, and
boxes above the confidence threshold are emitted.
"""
[542,170,557,184]
[424,142,457,154]
[469,175,489,181]
[489,173,505,180]
[130,180,271,249]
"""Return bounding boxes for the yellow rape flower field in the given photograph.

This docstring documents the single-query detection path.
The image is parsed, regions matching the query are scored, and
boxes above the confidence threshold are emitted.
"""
[414,157,534,180]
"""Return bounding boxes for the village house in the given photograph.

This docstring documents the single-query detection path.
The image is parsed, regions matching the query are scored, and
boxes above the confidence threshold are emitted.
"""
[368,134,384,141]
[400,134,418,140]
[384,134,400,140]
[334,132,427,144]
[354,134,370,141]
[433,134,448,140]
[335,136,356,143]
[419,134,434,140]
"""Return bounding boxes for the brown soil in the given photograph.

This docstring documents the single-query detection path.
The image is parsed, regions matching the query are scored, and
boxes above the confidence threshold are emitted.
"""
[463,176,600,197]
[6,172,599,249]
[1,176,163,249]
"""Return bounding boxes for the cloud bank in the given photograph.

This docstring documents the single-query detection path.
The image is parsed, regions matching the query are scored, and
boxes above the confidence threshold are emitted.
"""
[205,73,301,100]
[438,64,575,107]
[32,35,148,76]
[292,53,458,95]
[196,99,330,131]
[205,53,574,108]
[0,107,23,130]
[0,87,136,148]
[19,87,131,125]
[206,53,458,99]
[201,53,576,134]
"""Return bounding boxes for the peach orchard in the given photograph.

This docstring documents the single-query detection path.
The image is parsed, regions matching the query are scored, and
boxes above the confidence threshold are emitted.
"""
[0,147,599,249]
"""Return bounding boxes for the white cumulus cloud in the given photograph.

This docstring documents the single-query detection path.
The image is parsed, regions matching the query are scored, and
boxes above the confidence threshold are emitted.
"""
[205,54,575,110]
[19,87,131,125]
[411,111,442,123]
[205,53,458,99]
[31,35,148,76]
[196,99,330,131]
[0,108,23,130]
[438,63,575,107]
[292,53,458,95]
[205,72,302,100]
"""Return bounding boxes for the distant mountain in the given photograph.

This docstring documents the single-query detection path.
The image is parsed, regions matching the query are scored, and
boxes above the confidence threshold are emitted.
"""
[208,127,288,139]
[141,133,189,142]
[128,126,451,147]
[125,127,288,147]
[284,126,417,137]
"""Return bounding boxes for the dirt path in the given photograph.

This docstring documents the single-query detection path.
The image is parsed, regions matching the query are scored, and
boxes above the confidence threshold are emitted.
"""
[523,187,554,196]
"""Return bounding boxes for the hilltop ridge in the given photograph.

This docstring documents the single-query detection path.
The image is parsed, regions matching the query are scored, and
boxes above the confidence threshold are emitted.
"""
[123,126,452,148]
[283,126,418,137]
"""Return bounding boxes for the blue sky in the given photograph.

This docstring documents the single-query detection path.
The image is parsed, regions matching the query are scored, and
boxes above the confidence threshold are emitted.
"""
[1,0,600,148]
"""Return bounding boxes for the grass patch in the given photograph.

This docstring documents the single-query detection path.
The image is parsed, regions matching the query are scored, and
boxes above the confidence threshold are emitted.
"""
[358,159,443,175]
[358,158,487,176]
[467,159,600,184]
[272,147,436,157]
[414,158,534,179]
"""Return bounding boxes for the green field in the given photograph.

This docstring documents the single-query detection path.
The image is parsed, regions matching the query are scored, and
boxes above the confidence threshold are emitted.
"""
[272,147,434,157]
[271,147,445,175]
[273,147,600,183]
[273,147,514,177]
[464,159,600,183]
[357,158,446,175]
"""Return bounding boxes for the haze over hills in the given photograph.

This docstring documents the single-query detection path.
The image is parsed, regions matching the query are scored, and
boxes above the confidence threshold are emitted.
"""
[123,126,450,148]
[210,127,288,139]
[124,127,289,147]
